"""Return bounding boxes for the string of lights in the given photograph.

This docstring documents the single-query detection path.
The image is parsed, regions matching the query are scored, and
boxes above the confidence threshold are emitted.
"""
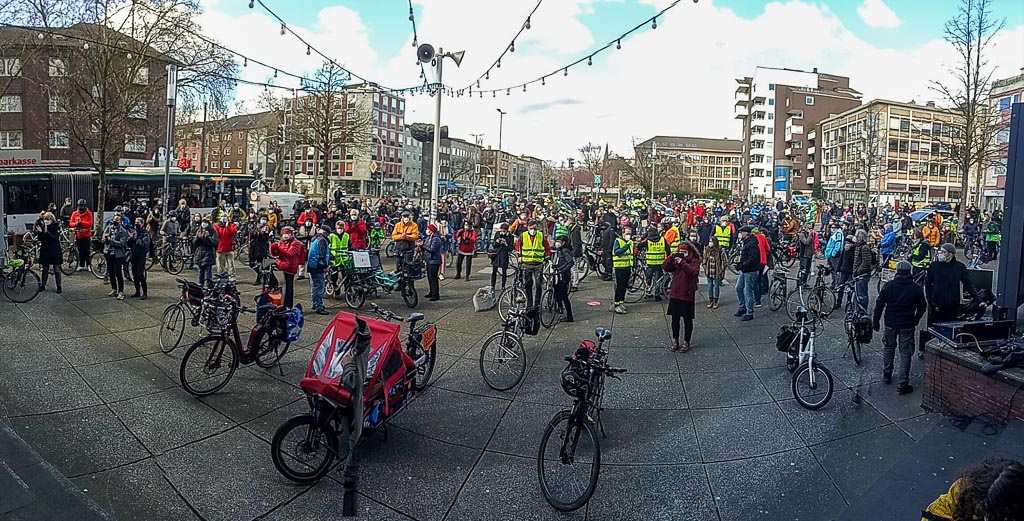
[460,0,544,91]
[407,0,428,85]
[455,0,694,99]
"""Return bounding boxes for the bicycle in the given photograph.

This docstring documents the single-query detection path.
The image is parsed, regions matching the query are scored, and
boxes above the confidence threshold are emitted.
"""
[340,253,419,309]
[480,306,529,391]
[537,327,626,512]
[1,250,42,303]
[497,265,530,322]
[158,237,188,275]
[836,275,871,365]
[158,278,206,354]
[778,306,834,410]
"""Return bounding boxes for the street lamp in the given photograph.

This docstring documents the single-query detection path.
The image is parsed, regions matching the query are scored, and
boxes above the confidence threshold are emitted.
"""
[496,109,507,152]
[420,43,465,222]
[163,64,177,213]
[371,133,385,196]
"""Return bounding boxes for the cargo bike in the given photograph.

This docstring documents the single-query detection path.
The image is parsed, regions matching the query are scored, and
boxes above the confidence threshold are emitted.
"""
[270,304,438,485]
[335,250,421,310]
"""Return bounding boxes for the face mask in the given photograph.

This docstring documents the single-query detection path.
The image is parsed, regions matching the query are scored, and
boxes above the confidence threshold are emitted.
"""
[555,241,565,249]
[259,219,267,225]
[282,234,293,241]
[220,218,228,225]
[528,229,537,236]
[336,227,344,234]
[201,222,209,229]
[112,220,121,227]
[43,220,52,226]
[403,217,411,223]
[689,235,697,241]
[623,234,632,242]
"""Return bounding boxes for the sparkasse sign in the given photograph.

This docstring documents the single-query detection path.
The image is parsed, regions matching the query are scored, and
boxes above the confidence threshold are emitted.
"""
[0,150,42,167]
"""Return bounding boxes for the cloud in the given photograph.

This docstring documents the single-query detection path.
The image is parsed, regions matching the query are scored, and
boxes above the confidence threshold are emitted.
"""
[857,0,902,29]
[520,98,584,113]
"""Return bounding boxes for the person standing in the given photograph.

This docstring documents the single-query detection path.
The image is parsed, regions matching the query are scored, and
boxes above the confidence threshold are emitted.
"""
[984,216,1001,261]
[713,216,733,249]
[599,221,615,281]
[872,261,926,395]
[752,227,771,307]
[909,229,932,278]
[644,226,669,302]
[567,217,584,291]
[306,225,331,315]
[920,243,980,354]
[664,240,700,351]
[552,232,575,323]
[489,223,513,290]
[797,222,815,287]
[344,209,368,250]
[213,216,237,281]
[879,223,896,266]
[328,222,350,298]
[423,224,443,301]
[454,221,478,281]
[249,216,272,283]
[852,229,873,311]
[702,236,725,309]
[611,227,634,314]
[824,222,844,279]
[35,212,62,293]
[270,226,305,309]
[68,200,93,271]
[103,214,129,300]
[515,220,551,308]
[58,197,74,225]
[733,225,760,321]
[127,218,150,299]
[391,211,419,270]
[192,217,217,287]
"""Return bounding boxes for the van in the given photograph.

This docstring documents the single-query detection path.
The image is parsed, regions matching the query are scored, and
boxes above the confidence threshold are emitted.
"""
[258,191,307,220]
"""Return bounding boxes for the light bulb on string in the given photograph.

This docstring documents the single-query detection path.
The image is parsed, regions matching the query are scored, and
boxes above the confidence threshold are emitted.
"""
[280,23,286,35]
[525,17,531,29]
[564,67,568,76]
[476,80,480,88]
[412,37,417,48]
[542,77,545,86]
[523,84,526,92]
[248,0,254,8]
[588,55,592,66]
[652,17,657,29]
[243,57,247,67]
[616,39,621,50]
[509,41,515,53]
[306,46,311,56]
[506,88,510,96]
[274,69,278,78]
[485,71,489,80]
[496,58,501,68]
[493,91,496,98]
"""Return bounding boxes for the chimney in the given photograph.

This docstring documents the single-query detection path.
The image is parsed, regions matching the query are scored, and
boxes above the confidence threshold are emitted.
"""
[926,101,935,107]
[813,67,818,74]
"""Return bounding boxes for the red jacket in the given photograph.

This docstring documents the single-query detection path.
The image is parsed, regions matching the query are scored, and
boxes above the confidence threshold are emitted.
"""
[754,233,770,265]
[455,229,477,254]
[345,219,368,249]
[69,209,93,239]
[296,211,318,227]
[213,222,237,253]
[270,238,306,274]
[662,248,700,302]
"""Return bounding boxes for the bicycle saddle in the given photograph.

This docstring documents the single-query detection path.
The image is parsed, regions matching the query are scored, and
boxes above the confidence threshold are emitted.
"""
[795,306,809,320]
[406,312,425,325]
[594,328,612,341]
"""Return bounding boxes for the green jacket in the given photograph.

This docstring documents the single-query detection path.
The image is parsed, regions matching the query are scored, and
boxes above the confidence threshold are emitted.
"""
[329,231,350,267]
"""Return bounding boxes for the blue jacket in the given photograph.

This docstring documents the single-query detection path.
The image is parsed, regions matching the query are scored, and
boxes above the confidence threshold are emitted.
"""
[824,231,843,260]
[423,234,443,265]
[879,230,896,255]
[306,235,330,272]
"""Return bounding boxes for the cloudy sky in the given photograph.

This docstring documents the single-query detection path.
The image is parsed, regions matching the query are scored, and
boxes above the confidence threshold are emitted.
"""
[199,0,1024,163]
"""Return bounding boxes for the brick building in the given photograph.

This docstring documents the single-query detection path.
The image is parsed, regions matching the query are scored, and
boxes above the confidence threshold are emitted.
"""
[634,136,743,195]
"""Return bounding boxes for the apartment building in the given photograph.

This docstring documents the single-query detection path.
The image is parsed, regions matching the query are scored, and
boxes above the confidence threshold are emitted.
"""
[634,136,743,195]
[0,24,169,170]
[984,71,1023,209]
[481,148,520,189]
[175,112,277,175]
[818,99,966,204]
[734,67,861,199]
[521,155,543,194]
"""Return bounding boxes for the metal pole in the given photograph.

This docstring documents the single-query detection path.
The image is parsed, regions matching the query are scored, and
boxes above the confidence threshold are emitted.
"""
[430,50,443,223]
[199,101,207,172]
[163,64,177,212]
[651,140,656,200]
[497,110,504,152]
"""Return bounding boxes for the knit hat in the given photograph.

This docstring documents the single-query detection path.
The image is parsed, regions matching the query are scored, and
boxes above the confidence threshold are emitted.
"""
[738,225,753,233]
[428,224,438,233]
[941,243,956,254]
[896,261,912,275]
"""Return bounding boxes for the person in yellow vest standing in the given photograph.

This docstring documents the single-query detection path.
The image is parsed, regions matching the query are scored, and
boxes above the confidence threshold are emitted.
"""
[714,216,733,249]
[644,226,670,302]
[612,227,635,314]
[515,220,551,308]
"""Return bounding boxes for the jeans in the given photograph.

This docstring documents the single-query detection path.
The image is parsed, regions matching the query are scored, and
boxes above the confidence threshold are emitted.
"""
[40,263,61,290]
[707,277,721,299]
[309,270,325,311]
[523,263,544,308]
[107,255,125,293]
[856,275,870,312]
[646,265,664,298]
[883,327,915,386]
[735,271,756,316]
[480,227,492,252]
[198,264,213,287]
[835,272,852,306]
[798,257,812,286]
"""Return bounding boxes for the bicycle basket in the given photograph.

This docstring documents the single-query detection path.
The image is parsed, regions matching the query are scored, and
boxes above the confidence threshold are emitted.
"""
[404,259,424,280]
[776,325,807,354]
[200,300,235,334]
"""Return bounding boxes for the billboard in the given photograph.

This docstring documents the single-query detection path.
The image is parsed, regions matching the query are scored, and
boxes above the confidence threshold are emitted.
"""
[773,166,789,193]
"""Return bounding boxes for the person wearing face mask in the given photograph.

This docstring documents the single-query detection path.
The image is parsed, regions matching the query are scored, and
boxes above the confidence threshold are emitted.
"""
[611,227,634,314]
[920,243,980,355]
[515,220,551,309]
[733,225,761,321]
[127,218,150,299]
[35,212,63,293]
[454,221,478,282]
[392,211,419,271]
[213,216,238,281]
[69,199,94,271]
[271,226,306,308]
[192,217,217,287]
[489,222,513,290]
[306,225,331,315]
[249,216,272,283]
[174,199,191,225]
[345,209,368,250]
[328,222,351,297]
[664,240,701,352]
[103,213,129,299]
[423,224,444,301]
[908,229,932,278]
[552,233,575,323]
[643,226,669,302]
[184,214,202,269]
[567,217,584,291]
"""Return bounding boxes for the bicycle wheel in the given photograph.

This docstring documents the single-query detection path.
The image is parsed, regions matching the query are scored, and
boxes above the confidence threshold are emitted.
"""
[792,362,834,410]
[90,252,106,279]
[537,410,601,512]
[159,304,187,354]
[594,257,608,278]
[727,248,741,275]
[344,279,365,310]
[768,283,786,312]
[540,288,559,329]
[384,241,397,258]
[574,256,590,281]
[145,255,155,271]
[60,249,78,276]
[3,269,41,303]
[254,332,291,369]
[624,271,646,304]
[785,288,822,324]
[479,331,526,391]
[179,336,238,396]
[849,334,863,365]
[166,249,185,275]
[812,286,837,319]
[780,254,797,269]
[409,334,437,391]
[497,288,527,322]
[401,280,418,308]
[271,414,344,485]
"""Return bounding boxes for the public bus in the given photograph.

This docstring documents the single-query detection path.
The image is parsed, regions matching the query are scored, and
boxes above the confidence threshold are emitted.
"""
[1,168,255,232]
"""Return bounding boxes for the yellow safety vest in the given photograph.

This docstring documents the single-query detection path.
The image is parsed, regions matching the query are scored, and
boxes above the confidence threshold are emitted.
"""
[715,224,732,248]
[613,238,634,268]
[521,232,546,264]
[910,242,931,269]
[646,237,667,265]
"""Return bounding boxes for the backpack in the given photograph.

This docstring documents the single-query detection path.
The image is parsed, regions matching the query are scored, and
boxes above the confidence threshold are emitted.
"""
[870,248,880,268]
[283,305,304,342]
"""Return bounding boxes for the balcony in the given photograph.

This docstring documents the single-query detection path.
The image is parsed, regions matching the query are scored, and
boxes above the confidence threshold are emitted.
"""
[785,124,804,142]
[808,145,815,155]
[808,161,816,170]
[751,140,765,150]
[785,147,793,156]
[734,105,749,118]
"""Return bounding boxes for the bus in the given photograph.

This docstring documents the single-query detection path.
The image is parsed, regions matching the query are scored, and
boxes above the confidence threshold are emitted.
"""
[1,168,255,232]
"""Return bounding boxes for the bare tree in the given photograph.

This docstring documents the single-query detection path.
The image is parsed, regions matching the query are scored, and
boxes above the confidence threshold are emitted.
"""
[931,0,1006,218]
[288,61,374,200]
[845,108,887,206]
[447,154,476,185]
[629,138,698,196]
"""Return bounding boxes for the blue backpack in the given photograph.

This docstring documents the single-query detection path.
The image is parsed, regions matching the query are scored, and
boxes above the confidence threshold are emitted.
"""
[283,305,304,342]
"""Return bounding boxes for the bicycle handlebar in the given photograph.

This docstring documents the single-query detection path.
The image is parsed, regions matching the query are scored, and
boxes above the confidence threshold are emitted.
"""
[370,303,399,321]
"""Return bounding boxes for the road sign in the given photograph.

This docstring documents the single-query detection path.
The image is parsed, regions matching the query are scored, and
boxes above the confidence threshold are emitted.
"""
[594,175,601,185]
[369,161,379,173]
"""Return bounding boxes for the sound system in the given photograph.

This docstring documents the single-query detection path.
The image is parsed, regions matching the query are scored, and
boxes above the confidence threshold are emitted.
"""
[928,319,1014,349]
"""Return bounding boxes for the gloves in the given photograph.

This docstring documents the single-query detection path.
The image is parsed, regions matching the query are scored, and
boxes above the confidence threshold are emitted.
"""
[872,321,880,332]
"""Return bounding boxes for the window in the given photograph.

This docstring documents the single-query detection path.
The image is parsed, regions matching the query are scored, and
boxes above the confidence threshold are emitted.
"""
[224,133,231,141]
[769,83,775,91]
[47,131,69,149]
[223,146,230,155]
[237,146,242,155]
[48,58,66,77]
[48,95,68,113]
[238,131,244,140]
[211,161,219,169]
[900,119,910,132]
[805,96,814,105]
[0,95,21,113]
[767,127,773,134]
[124,135,146,153]
[133,67,149,85]
[999,97,1011,111]
[768,99,775,106]
[792,110,804,119]
[0,130,23,149]
[128,102,146,119]
[910,142,920,153]
[768,113,774,120]
[0,58,21,76]
[236,160,242,169]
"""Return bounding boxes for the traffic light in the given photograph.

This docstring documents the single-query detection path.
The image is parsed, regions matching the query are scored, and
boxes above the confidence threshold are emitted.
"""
[568,158,575,169]
[276,125,285,144]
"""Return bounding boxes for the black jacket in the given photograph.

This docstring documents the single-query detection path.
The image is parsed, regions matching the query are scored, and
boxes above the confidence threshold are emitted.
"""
[926,259,978,314]
[873,273,927,329]
[568,224,583,258]
[737,234,761,274]
[839,247,855,275]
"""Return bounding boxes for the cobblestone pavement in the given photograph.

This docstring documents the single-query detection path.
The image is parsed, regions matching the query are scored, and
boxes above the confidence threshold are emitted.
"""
[0,262,945,520]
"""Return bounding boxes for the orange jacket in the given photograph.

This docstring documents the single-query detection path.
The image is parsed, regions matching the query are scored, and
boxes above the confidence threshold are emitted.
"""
[392,220,419,242]
[922,224,940,247]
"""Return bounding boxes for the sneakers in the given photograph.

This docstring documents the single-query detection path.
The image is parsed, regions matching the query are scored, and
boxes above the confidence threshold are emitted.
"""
[883,374,892,385]
[897,384,914,395]
[315,309,330,315]
[733,310,745,317]
[755,302,762,308]
[614,305,627,314]
[116,292,125,300]
[56,287,62,294]
[454,274,462,280]
[712,299,719,309]
[741,314,754,321]
[707,300,714,309]
[439,274,446,281]
[107,289,117,297]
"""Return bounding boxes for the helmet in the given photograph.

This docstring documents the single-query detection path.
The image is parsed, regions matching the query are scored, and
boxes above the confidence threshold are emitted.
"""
[560,367,588,398]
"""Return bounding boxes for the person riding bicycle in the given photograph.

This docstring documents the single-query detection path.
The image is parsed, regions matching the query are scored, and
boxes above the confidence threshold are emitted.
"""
[873,261,926,395]
[160,213,181,254]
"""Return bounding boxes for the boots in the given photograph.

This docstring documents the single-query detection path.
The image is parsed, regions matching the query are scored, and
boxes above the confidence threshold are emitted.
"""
[707,299,714,309]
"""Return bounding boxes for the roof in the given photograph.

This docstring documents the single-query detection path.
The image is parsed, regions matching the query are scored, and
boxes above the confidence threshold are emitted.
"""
[820,98,959,124]
[636,136,742,153]
[992,73,1024,95]
[0,23,178,64]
